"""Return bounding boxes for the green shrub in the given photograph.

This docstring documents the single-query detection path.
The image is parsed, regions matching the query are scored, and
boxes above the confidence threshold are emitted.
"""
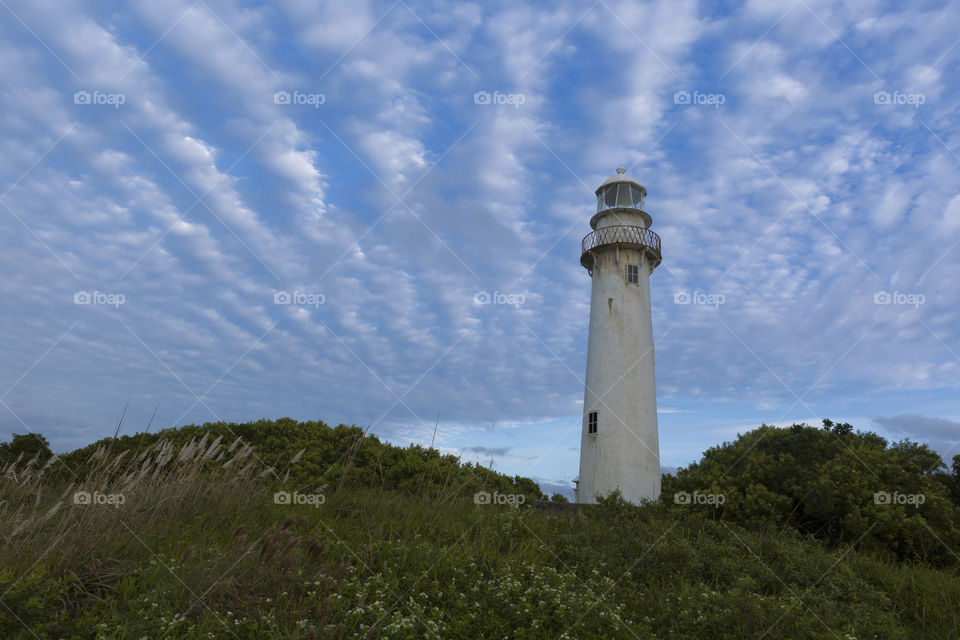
[662,420,960,566]
[1,421,959,638]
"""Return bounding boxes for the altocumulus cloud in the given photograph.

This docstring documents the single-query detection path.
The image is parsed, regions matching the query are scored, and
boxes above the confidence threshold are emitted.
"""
[0,0,958,490]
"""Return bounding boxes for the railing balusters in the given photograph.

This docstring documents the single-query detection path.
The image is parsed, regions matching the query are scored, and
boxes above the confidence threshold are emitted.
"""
[581,225,661,268]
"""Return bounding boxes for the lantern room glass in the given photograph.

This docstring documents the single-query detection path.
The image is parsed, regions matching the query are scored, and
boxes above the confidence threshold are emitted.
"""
[596,183,645,213]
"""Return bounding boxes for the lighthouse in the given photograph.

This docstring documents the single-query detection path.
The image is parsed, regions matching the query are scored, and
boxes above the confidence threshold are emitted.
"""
[575,167,662,505]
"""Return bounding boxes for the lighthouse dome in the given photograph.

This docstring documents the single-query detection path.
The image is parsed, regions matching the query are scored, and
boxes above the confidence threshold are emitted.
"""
[596,166,646,209]
[592,166,651,228]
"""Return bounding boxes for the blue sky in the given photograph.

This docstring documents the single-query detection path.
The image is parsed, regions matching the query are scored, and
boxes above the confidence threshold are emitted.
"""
[1,0,959,494]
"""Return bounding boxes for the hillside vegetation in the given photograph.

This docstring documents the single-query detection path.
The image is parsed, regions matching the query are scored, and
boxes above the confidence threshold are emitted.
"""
[663,419,960,567]
[45,418,545,502]
[0,418,958,639]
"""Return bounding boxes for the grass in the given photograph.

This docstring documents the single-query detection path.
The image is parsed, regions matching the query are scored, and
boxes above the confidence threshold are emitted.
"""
[1,433,959,638]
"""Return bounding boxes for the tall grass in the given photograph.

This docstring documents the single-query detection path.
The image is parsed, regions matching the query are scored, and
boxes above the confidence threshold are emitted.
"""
[1,431,959,639]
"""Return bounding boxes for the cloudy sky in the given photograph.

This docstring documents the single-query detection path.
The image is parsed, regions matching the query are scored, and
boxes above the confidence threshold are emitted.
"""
[1,0,958,492]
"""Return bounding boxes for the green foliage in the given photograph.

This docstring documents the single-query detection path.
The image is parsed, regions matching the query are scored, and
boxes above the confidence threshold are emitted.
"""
[934,454,960,507]
[0,432,53,466]
[0,567,72,636]
[2,420,960,638]
[49,418,546,504]
[550,492,569,503]
[663,420,960,566]
[4,481,960,639]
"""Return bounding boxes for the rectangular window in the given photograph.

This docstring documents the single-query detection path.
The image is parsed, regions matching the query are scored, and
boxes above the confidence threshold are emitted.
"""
[588,411,598,434]
[627,264,639,284]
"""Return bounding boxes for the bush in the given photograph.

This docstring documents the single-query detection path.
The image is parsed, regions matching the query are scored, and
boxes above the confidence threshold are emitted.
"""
[50,418,546,505]
[1,421,959,638]
[662,420,960,565]
[0,433,52,467]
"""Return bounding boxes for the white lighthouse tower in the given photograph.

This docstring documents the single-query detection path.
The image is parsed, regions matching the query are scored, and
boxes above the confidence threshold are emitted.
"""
[575,166,661,505]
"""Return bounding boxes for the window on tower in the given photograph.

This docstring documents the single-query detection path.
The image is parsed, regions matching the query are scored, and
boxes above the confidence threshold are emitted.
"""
[588,411,598,434]
[627,264,640,284]
[603,186,618,209]
[615,183,633,207]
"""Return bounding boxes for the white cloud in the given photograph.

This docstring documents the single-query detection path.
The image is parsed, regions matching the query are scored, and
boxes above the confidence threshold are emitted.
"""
[0,0,958,489]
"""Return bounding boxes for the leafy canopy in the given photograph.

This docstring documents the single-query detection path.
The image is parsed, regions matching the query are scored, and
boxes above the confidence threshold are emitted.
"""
[663,420,960,566]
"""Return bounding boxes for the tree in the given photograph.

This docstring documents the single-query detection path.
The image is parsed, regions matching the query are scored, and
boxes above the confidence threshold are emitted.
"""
[0,432,53,466]
[663,422,960,565]
[936,454,960,507]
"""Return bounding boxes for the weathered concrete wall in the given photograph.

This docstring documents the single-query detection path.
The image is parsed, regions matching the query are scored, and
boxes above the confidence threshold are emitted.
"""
[577,211,660,505]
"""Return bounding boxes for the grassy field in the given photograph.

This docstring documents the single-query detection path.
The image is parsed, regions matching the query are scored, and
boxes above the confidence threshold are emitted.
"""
[1,426,959,639]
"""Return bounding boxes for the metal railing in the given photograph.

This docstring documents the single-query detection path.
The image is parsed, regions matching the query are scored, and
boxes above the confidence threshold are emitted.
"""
[580,225,661,268]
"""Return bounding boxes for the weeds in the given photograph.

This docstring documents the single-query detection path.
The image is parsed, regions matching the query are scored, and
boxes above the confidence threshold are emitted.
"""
[0,425,958,638]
